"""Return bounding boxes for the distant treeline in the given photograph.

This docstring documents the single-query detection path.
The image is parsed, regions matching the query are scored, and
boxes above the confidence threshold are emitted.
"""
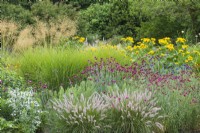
[1,0,200,43]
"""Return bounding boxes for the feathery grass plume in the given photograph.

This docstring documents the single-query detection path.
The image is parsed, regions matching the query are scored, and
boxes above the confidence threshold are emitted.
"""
[50,89,164,133]
[31,18,77,46]
[14,26,36,51]
[13,17,76,51]
[1,17,77,52]
[32,20,48,45]
[0,20,19,51]
[103,89,164,133]
[47,18,77,45]
[51,92,109,133]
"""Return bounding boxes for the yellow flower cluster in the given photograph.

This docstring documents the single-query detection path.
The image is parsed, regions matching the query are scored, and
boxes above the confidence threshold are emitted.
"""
[158,37,171,45]
[122,36,199,67]
[121,37,134,43]
[179,49,183,53]
[125,46,133,51]
[185,56,193,63]
[176,37,186,43]
[73,36,85,43]
[141,38,156,45]
[79,37,85,43]
[165,44,174,51]
[139,43,148,49]
[141,38,151,43]
[125,43,148,52]
[182,44,188,49]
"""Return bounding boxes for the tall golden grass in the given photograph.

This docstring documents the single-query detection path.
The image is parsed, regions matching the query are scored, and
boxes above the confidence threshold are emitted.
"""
[0,17,77,52]
[0,20,19,51]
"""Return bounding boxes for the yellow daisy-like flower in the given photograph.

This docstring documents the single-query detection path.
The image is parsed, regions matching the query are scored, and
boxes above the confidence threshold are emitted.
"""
[165,44,174,51]
[158,37,171,45]
[79,37,85,43]
[133,45,138,50]
[126,37,134,43]
[158,39,168,45]
[151,38,156,44]
[182,45,188,49]
[141,38,151,43]
[126,45,132,49]
[164,37,171,42]
[185,60,189,63]
[139,43,148,49]
[179,49,183,53]
[176,37,186,43]
[126,46,133,51]
[151,38,156,41]
[148,50,155,55]
[187,56,193,61]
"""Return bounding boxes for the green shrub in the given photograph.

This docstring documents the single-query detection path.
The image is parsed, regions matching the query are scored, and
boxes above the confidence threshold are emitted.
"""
[0,117,17,132]
[78,0,200,42]
[0,98,13,121]
[78,3,112,39]
[31,0,77,22]
[0,65,25,91]
[0,2,34,25]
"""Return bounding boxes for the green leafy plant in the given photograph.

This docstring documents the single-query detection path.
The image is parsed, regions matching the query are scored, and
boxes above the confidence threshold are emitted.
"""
[7,88,43,133]
[0,117,17,132]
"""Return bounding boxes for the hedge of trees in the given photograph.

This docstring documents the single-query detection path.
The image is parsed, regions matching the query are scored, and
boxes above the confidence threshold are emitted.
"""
[1,0,200,43]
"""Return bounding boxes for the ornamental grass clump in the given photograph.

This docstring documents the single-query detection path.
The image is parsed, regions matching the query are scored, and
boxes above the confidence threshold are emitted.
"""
[17,45,130,90]
[50,90,164,133]
[104,90,164,133]
[51,92,109,133]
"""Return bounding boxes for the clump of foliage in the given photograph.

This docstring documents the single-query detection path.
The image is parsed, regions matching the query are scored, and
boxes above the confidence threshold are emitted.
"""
[78,0,200,42]
[49,89,164,133]
[6,88,43,133]
[18,45,130,91]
